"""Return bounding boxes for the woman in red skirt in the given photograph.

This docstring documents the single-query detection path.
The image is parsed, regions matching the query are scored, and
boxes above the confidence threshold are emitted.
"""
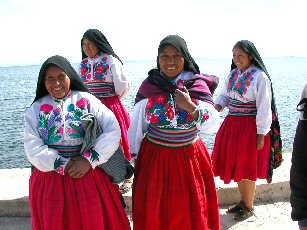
[79,29,133,193]
[24,55,131,230]
[212,40,282,221]
[129,35,221,230]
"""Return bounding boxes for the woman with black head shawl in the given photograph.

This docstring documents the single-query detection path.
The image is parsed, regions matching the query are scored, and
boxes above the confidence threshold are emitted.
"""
[24,55,131,230]
[79,29,132,193]
[212,40,282,221]
[129,35,221,230]
[290,82,307,229]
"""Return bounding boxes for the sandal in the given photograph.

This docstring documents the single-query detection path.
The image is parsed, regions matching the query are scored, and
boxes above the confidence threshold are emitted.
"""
[233,206,254,221]
[119,178,133,194]
[226,201,245,214]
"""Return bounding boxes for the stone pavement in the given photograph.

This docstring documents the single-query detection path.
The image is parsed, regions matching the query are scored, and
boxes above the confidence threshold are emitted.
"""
[0,152,299,229]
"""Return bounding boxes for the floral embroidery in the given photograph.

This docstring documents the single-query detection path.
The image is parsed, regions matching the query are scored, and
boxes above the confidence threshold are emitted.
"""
[54,157,66,175]
[80,59,92,82]
[83,149,100,163]
[93,57,110,81]
[199,109,210,123]
[146,95,174,126]
[38,104,62,144]
[228,68,257,96]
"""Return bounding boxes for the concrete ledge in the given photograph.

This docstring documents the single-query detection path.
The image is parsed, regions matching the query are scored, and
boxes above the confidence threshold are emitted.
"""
[0,152,291,217]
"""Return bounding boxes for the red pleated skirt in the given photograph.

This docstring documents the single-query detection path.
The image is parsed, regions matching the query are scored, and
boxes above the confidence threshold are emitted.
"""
[98,96,132,161]
[30,168,131,230]
[132,138,220,230]
[212,115,271,184]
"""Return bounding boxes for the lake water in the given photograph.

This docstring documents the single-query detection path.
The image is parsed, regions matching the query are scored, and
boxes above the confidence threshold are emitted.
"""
[0,57,306,169]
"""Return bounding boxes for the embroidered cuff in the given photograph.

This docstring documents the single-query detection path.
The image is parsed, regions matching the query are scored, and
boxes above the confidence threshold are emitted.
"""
[53,156,70,175]
[83,149,100,169]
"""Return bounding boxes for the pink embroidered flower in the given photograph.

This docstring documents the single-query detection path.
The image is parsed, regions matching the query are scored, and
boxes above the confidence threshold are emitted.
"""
[96,66,105,74]
[146,99,155,109]
[102,57,108,61]
[76,98,88,109]
[203,113,210,121]
[67,127,76,134]
[81,68,87,76]
[274,142,280,148]
[155,95,167,105]
[84,152,91,157]
[57,166,64,175]
[150,115,159,124]
[40,104,53,114]
[58,126,64,134]
[54,108,61,113]
[86,74,92,80]
[106,64,110,69]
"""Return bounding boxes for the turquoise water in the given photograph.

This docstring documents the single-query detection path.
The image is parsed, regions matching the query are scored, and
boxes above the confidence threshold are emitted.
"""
[0,57,306,169]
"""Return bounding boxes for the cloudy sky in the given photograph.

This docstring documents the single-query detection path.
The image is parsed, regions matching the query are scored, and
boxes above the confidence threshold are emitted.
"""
[1,0,306,66]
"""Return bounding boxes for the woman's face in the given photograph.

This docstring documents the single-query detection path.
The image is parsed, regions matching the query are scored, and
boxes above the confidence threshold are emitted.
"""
[159,45,185,79]
[45,65,71,99]
[82,38,100,58]
[232,47,253,73]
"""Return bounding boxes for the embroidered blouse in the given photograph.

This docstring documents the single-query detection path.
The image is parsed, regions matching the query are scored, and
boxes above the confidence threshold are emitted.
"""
[214,65,272,135]
[78,53,130,99]
[24,91,121,175]
[129,71,220,155]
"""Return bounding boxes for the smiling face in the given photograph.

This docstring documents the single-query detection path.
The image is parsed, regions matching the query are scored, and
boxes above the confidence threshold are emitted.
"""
[82,38,100,58]
[45,65,71,99]
[232,47,253,73]
[158,45,185,80]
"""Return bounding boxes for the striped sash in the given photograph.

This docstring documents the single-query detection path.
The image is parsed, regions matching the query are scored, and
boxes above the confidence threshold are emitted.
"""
[229,98,257,116]
[146,125,199,148]
[86,81,116,97]
[48,144,82,158]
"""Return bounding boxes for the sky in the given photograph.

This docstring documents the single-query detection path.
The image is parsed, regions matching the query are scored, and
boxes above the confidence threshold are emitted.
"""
[1,0,307,67]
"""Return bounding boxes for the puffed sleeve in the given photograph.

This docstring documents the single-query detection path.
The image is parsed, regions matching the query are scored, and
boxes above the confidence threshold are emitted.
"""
[110,57,131,99]
[214,73,230,109]
[255,72,272,135]
[24,103,70,175]
[195,101,221,133]
[82,94,121,168]
[128,99,149,156]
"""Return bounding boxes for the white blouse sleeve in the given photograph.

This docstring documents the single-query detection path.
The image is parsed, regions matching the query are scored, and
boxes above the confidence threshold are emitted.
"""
[24,103,70,173]
[255,72,272,135]
[195,101,221,133]
[110,58,131,99]
[214,74,230,109]
[84,95,121,168]
[128,99,149,156]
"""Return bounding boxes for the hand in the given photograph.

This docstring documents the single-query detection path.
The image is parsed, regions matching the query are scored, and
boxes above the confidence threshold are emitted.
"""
[67,156,91,178]
[214,104,223,112]
[257,134,265,150]
[174,86,196,111]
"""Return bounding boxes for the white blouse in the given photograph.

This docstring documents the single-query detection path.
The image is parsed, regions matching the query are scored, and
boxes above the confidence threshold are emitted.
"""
[128,71,221,155]
[78,53,130,99]
[214,65,272,135]
[24,91,121,174]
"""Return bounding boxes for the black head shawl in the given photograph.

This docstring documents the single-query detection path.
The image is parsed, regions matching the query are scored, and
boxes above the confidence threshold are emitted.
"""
[231,40,283,182]
[157,35,200,74]
[81,29,123,64]
[32,55,89,104]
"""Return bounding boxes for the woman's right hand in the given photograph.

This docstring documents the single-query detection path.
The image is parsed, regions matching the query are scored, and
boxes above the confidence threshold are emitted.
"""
[66,156,91,178]
[214,104,223,112]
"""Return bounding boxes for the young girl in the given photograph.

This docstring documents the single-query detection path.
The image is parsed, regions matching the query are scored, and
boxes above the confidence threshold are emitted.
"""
[79,29,132,193]
[212,40,282,221]
[24,55,131,229]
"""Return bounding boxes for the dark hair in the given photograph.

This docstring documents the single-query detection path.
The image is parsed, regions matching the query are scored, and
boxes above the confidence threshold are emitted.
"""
[233,41,252,57]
